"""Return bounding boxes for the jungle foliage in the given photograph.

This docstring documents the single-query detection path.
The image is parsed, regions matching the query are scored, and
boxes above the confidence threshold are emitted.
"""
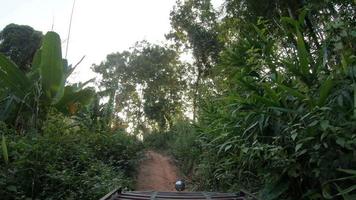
[0,31,95,130]
[1,0,355,199]
[0,114,141,199]
[0,28,142,199]
[158,0,356,199]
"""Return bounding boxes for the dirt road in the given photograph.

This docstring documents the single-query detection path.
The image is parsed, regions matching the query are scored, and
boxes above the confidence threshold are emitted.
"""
[136,151,179,191]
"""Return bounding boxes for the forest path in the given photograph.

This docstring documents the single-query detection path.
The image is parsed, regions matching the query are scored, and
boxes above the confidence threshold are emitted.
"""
[136,150,179,191]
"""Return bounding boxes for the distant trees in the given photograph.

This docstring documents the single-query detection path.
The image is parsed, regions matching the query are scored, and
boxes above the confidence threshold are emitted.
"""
[93,42,186,133]
[0,24,43,71]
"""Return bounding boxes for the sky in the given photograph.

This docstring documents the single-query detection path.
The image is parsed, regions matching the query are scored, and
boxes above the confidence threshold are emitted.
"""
[0,0,222,83]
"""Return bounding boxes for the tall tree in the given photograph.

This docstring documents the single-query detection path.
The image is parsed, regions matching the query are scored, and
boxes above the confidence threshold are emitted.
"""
[0,24,43,71]
[92,51,133,129]
[130,42,186,129]
[168,0,222,120]
[93,42,186,132]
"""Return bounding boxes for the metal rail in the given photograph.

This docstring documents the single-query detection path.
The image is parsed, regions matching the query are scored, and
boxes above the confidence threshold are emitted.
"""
[100,189,257,200]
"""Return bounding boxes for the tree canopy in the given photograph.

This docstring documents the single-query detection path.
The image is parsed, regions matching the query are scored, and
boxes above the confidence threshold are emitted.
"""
[92,42,187,132]
[0,23,43,71]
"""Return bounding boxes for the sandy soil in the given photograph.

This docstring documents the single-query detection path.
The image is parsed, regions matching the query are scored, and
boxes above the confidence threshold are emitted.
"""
[136,150,179,191]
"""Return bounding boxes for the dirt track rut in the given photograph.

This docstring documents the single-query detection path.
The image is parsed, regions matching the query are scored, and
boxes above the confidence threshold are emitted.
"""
[136,151,178,191]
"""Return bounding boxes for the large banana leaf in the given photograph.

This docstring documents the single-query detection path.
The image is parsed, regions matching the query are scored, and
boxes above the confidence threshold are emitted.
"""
[39,32,65,104]
[0,96,15,121]
[55,86,95,115]
[0,54,34,122]
[1,31,96,123]
[1,134,9,164]
[27,49,42,82]
[0,54,31,97]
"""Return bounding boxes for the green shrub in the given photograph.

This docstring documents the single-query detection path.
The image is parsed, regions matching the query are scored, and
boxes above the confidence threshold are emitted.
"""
[143,130,173,150]
[85,130,143,175]
[188,16,356,199]
[168,121,200,175]
[0,112,142,200]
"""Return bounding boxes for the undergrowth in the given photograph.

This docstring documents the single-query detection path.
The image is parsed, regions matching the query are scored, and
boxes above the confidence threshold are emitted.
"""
[0,111,143,200]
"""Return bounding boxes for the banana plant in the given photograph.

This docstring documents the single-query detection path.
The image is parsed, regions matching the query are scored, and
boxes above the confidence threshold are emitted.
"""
[0,31,94,123]
[35,32,66,104]
[1,134,8,164]
[55,85,95,115]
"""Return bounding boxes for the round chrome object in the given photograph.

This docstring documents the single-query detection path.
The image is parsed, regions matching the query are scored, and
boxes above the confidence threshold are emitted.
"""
[175,179,185,191]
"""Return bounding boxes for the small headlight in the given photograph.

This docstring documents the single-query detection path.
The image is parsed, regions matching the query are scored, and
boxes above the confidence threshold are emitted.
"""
[175,179,185,191]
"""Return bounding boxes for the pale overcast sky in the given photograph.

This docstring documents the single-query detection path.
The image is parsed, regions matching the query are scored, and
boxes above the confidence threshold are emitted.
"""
[0,0,222,83]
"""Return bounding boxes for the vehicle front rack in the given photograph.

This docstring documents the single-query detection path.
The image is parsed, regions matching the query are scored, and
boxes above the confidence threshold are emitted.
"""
[100,189,258,200]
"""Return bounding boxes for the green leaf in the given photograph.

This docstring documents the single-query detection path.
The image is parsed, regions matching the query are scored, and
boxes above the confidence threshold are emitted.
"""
[336,137,346,148]
[0,97,15,121]
[40,32,65,104]
[337,168,356,176]
[78,78,96,90]
[295,143,303,152]
[322,184,334,199]
[260,177,289,200]
[277,84,308,101]
[318,77,334,106]
[298,136,314,143]
[2,134,9,164]
[262,84,279,103]
[64,58,77,79]
[252,94,279,107]
[55,86,95,115]
[28,49,42,81]
[298,9,308,25]
[281,17,298,27]
[6,185,16,192]
[320,120,330,131]
[269,106,298,113]
[31,49,42,71]
[321,132,328,141]
[296,29,310,76]
[0,54,31,97]
[335,184,356,198]
[353,84,356,119]
[291,132,298,141]
[341,53,348,75]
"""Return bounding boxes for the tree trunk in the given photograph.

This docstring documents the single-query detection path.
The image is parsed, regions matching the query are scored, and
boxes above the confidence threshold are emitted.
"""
[193,67,201,122]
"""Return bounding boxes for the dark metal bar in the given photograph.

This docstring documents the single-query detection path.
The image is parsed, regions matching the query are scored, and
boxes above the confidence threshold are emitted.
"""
[101,189,255,200]
[99,188,120,200]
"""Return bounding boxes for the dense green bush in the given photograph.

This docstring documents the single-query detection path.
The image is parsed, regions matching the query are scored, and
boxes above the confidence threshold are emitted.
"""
[153,2,356,199]
[189,16,356,199]
[143,130,173,150]
[0,111,142,200]
[143,121,200,177]
[86,130,142,175]
[166,121,200,176]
